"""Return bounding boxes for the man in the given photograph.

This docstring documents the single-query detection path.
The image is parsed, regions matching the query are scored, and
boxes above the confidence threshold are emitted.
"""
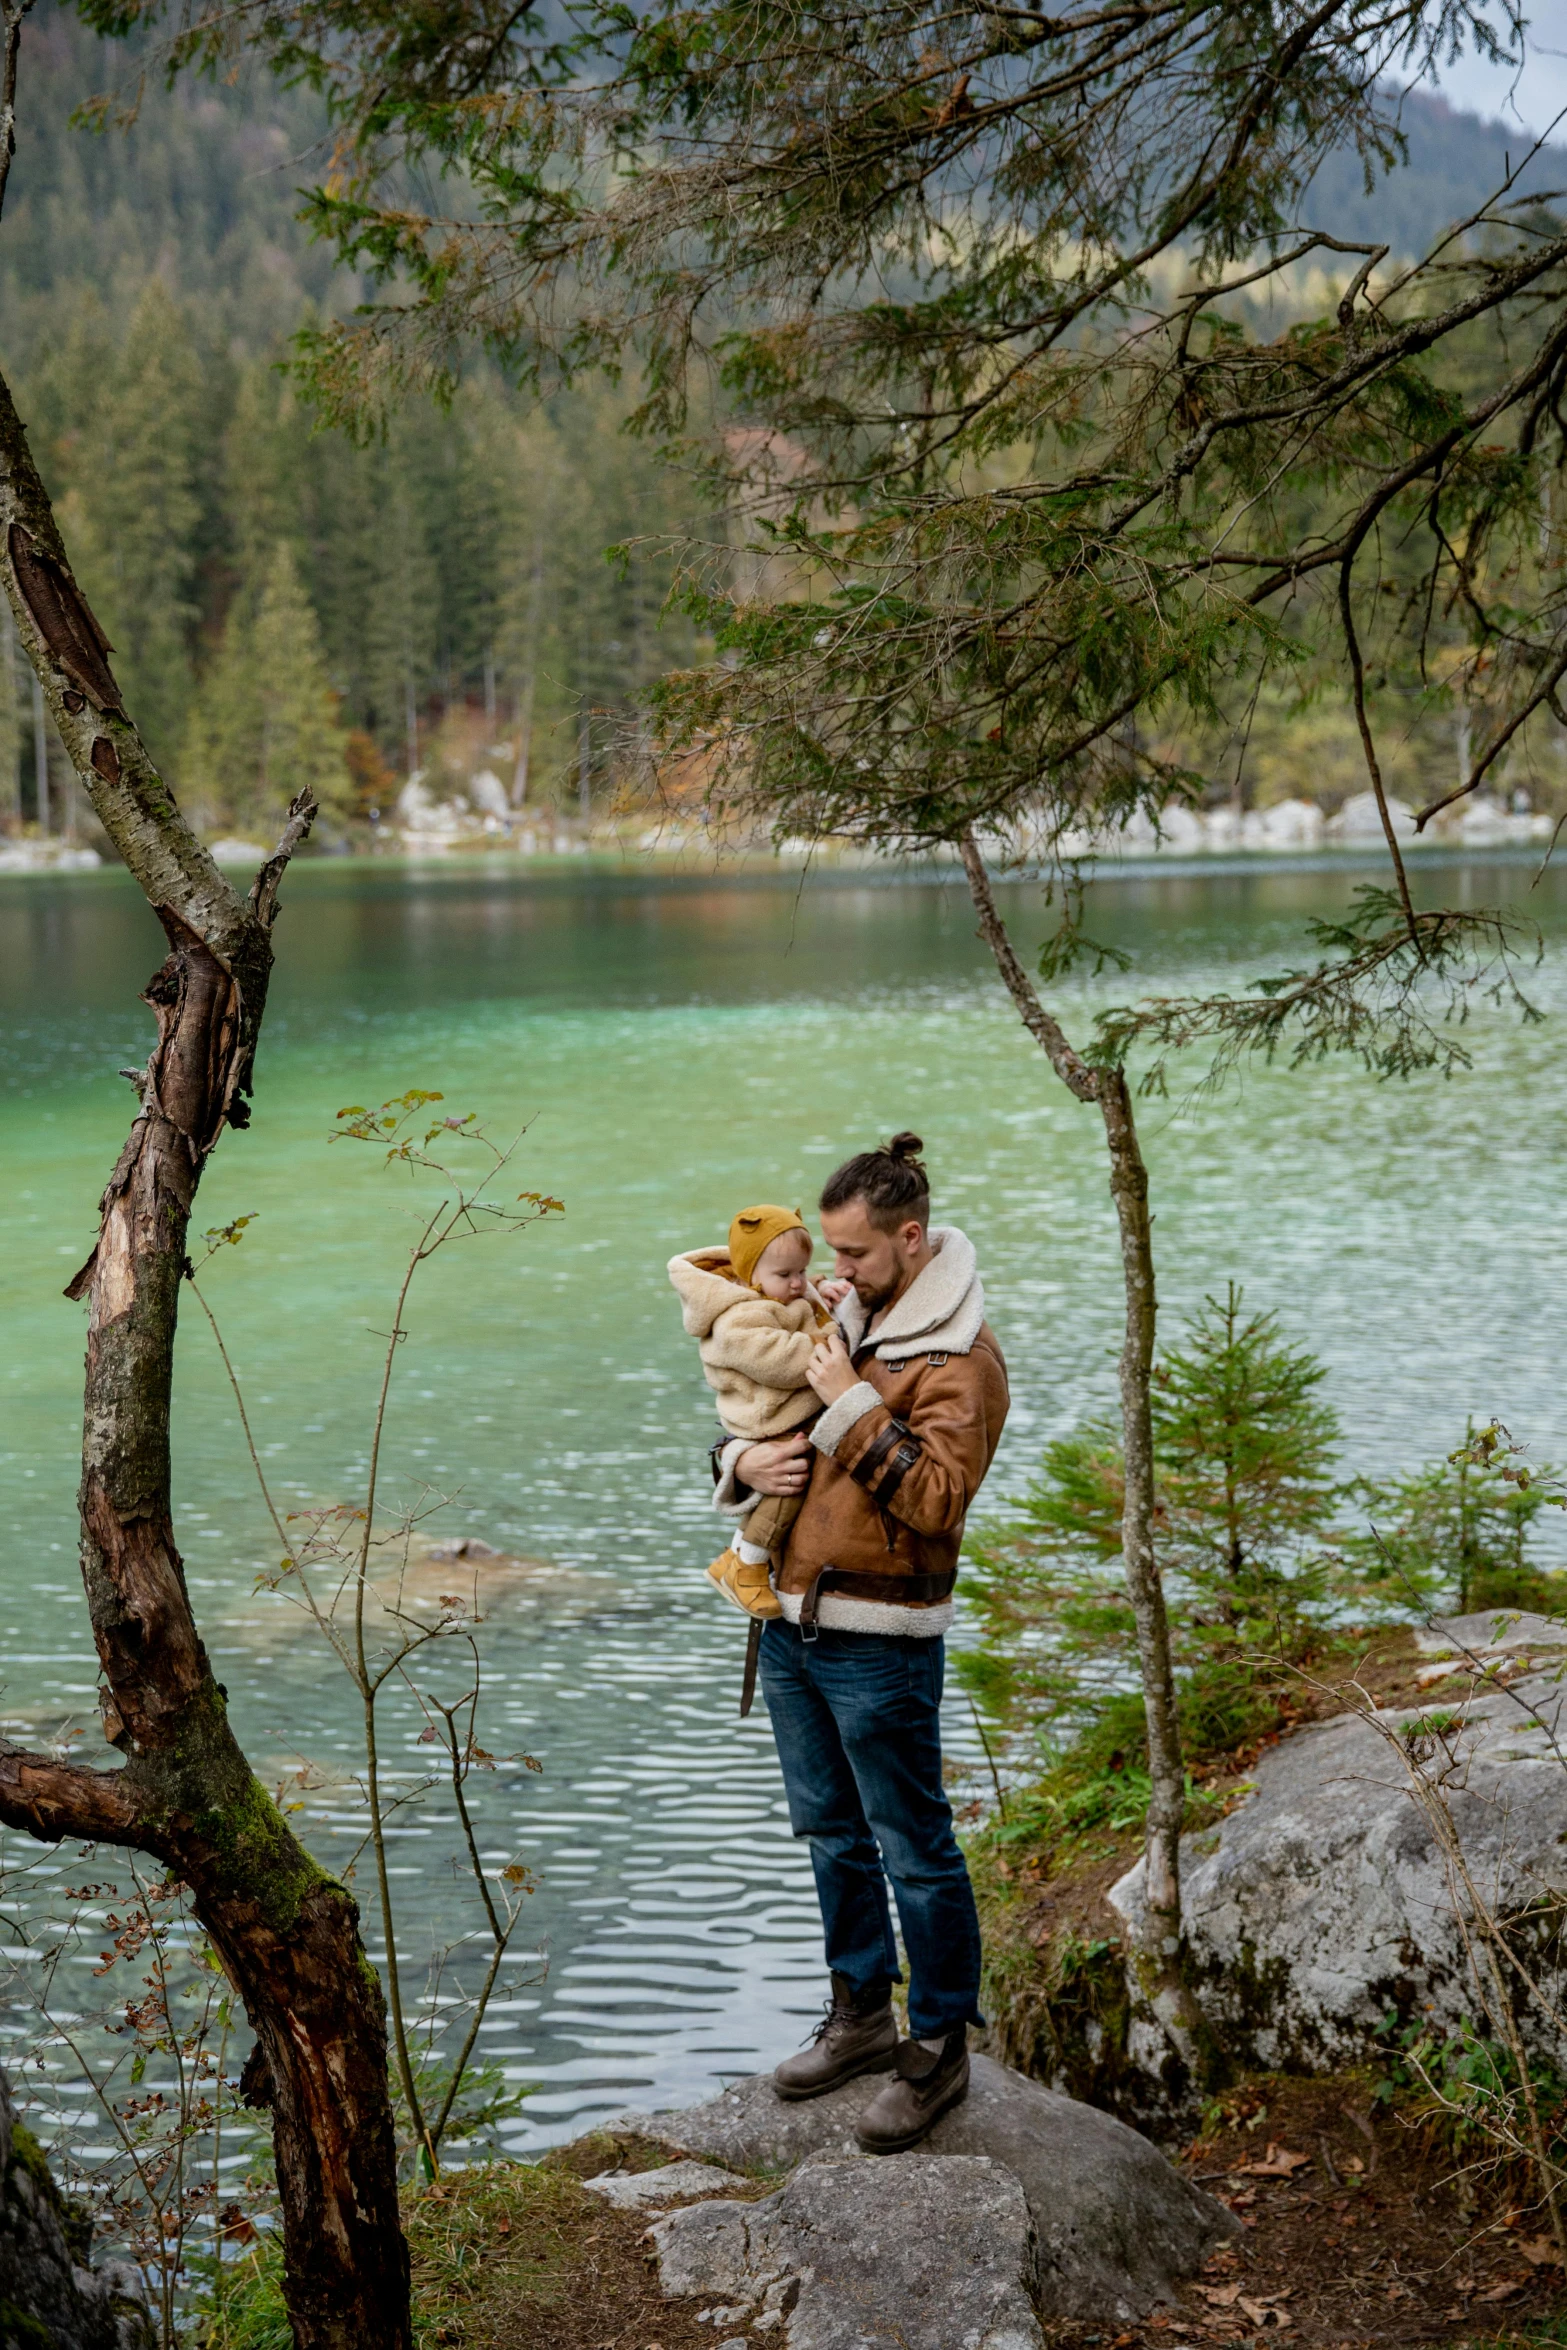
[715,1131,1009,2151]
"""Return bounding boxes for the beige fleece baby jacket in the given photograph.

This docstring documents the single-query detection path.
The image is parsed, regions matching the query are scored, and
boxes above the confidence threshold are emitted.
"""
[668,1248,827,1440]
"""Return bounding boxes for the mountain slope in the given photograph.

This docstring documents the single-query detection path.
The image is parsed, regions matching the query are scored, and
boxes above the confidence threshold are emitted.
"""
[1304,86,1567,255]
[2,9,1564,359]
[0,5,352,364]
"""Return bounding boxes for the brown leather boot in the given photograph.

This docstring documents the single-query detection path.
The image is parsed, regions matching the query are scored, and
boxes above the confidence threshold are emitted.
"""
[772,1974,898,2101]
[854,2026,970,2151]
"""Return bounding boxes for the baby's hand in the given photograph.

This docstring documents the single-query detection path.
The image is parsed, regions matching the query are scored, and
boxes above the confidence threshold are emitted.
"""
[818,1277,853,1308]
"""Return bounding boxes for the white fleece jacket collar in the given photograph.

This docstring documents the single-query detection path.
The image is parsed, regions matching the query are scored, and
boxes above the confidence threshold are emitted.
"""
[835,1225,985,1363]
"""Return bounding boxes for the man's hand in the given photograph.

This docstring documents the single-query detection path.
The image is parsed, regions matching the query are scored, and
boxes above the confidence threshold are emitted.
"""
[734,1429,813,1496]
[806,1329,859,1406]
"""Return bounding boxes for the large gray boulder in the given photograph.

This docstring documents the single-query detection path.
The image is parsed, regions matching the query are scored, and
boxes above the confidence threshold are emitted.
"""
[0,2068,152,2350]
[612,2053,1237,2320]
[648,2153,1041,2349]
[1110,1669,1567,2071]
[1418,1609,1567,1659]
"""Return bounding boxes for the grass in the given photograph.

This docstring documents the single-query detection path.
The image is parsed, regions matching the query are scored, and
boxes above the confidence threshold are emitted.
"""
[194,2136,735,2350]
[197,2163,614,2350]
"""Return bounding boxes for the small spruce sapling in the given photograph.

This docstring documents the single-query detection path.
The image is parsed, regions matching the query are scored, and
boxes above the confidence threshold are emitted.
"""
[960,1285,1342,1766]
[1348,1419,1565,1618]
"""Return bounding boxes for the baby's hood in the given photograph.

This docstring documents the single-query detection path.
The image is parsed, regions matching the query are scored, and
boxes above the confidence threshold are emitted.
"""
[668,1247,754,1337]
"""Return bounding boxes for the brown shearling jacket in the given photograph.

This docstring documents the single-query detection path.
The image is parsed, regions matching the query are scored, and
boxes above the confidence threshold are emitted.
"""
[775,1324,1010,1616]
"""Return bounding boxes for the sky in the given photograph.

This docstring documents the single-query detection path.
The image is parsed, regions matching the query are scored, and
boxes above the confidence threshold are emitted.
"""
[1430,4,1567,140]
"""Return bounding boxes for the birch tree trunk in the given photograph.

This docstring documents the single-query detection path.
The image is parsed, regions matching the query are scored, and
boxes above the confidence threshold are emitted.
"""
[959,829,1215,2080]
[0,365,411,2350]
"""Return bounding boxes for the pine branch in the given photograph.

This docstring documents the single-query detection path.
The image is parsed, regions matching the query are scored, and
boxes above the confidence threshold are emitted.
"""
[1090,891,1543,1094]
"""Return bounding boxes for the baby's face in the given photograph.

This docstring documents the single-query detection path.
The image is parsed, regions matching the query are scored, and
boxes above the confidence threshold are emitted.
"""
[752,1226,812,1302]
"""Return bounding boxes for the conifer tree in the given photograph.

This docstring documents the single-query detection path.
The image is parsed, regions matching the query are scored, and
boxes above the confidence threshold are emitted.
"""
[50,280,204,768]
[961,1288,1343,1758]
[358,473,439,772]
[1349,1422,1563,1617]
[186,540,352,833]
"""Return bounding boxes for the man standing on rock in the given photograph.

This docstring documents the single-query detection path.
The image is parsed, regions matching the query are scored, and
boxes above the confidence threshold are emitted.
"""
[715,1133,1009,2151]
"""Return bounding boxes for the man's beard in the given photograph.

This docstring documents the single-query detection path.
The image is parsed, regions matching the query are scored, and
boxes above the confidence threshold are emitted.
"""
[852,1271,900,1314]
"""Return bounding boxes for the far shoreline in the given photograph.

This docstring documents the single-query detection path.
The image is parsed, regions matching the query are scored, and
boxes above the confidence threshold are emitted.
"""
[1,836,1561,894]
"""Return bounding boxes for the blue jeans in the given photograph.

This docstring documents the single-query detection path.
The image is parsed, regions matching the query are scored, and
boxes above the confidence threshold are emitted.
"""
[758,1619,983,2039]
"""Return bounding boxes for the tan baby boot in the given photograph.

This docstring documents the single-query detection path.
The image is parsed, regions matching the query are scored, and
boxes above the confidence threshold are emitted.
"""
[707,1547,783,1619]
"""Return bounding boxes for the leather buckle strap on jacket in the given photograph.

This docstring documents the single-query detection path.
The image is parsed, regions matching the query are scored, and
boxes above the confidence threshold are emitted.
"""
[848,1415,923,1508]
[798,1564,957,1639]
[846,1413,924,1551]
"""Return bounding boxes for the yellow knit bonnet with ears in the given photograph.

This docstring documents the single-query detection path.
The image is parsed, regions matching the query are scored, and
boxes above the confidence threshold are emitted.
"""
[728,1204,808,1290]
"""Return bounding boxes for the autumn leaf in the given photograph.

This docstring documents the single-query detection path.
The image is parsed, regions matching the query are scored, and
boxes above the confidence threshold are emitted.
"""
[219,2204,257,2245]
[1237,2144,1311,2177]
[1238,2295,1291,2328]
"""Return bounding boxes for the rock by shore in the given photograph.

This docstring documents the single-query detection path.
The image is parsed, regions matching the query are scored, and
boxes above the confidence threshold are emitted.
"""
[1109,1662,1567,2075]
[0,2068,151,2350]
[607,2052,1237,2338]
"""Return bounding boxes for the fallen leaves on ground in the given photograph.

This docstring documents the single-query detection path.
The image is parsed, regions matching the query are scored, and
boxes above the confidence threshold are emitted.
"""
[1237,2295,1291,2329]
[1235,2145,1312,2178]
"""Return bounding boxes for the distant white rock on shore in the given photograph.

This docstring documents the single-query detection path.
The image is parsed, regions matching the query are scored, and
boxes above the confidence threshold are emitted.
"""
[1013,788,1552,863]
[0,839,101,873]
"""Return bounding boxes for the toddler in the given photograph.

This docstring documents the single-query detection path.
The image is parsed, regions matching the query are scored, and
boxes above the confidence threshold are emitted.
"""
[668,1204,835,1617]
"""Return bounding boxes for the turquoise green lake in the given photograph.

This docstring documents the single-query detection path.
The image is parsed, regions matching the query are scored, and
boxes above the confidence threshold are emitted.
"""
[2,851,1565,2150]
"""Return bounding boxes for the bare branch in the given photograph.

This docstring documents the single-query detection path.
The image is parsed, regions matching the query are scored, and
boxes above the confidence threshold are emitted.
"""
[959,828,1099,1101]
[248,787,320,929]
[1416,639,1567,830]
[0,1744,141,1847]
[1339,557,1417,941]
[0,368,249,962]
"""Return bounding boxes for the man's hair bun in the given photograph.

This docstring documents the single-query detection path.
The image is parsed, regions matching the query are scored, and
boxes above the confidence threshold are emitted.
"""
[819,1131,932,1231]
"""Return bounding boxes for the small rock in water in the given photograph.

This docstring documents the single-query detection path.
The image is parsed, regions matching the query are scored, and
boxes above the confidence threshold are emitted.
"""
[425,1536,506,1562]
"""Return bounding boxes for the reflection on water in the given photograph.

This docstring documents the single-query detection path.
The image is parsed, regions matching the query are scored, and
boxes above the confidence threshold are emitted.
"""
[2,852,1566,2150]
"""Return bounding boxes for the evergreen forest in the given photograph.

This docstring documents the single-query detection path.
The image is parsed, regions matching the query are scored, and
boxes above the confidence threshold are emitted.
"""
[0,5,702,843]
[2,5,1565,850]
